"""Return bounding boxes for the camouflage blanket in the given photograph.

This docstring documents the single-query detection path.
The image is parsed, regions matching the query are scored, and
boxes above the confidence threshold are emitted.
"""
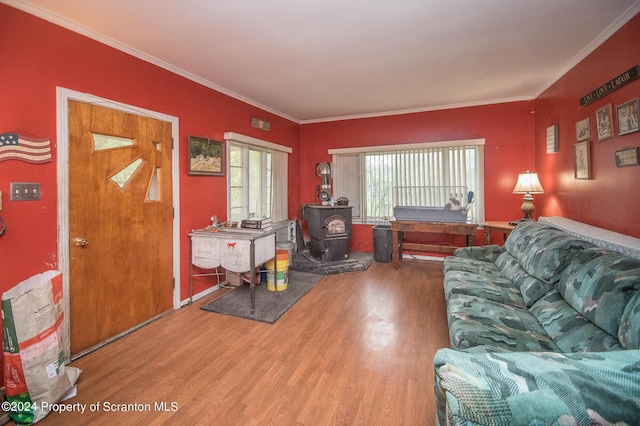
[434,349,640,425]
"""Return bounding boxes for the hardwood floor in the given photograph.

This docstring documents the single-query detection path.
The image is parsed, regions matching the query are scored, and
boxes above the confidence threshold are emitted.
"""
[36,259,449,425]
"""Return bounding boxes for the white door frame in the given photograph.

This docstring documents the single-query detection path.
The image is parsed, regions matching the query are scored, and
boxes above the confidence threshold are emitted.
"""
[56,87,181,360]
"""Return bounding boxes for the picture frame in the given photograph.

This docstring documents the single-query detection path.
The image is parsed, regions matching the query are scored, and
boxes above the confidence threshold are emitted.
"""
[615,147,639,167]
[574,141,591,179]
[616,98,639,136]
[595,104,613,141]
[188,136,225,176]
[546,124,558,153]
[575,118,590,142]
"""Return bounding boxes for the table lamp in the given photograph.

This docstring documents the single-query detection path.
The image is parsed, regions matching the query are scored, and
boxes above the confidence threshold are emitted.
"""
[511,170,544,223]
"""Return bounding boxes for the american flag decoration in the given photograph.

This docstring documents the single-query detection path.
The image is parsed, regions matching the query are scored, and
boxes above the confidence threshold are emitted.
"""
[0,133,52,164]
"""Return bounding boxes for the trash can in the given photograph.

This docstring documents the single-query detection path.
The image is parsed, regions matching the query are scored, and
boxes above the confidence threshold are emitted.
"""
[373,224,392,263]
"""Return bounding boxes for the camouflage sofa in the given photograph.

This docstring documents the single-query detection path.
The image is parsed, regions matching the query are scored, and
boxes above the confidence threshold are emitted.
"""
[434,218,640,425]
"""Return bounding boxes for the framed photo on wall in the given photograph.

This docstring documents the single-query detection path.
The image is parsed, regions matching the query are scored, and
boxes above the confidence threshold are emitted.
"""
[616,98,639,135]
[615,147,639,168]
[546,124,558,153]
[574,141,591,179]
[188,136,225,176]
[596,104,613,141]
[575,118,590,142]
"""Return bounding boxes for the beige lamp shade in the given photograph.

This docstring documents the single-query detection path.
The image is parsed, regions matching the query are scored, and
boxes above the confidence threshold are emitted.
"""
[513,170,544,194]
[512,170,544,221]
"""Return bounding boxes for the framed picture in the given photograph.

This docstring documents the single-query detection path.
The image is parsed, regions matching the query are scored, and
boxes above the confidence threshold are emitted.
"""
[188,136,225,176]
[615,147,639,167]
[575,118,590,142]
[574,141,591,179]
[616,98,639,136]
[546,124,558,153]
[596,104,613,141]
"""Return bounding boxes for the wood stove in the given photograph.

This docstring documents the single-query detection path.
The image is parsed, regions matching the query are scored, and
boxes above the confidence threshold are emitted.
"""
[303,204,353,262]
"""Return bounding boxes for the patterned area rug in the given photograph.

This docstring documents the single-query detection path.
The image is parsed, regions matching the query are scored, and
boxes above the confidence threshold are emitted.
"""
[201,270,324,324]
[289,250,374,275]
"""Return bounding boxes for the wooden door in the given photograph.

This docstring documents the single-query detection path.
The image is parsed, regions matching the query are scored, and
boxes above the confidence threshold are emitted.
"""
[68,100,174,356]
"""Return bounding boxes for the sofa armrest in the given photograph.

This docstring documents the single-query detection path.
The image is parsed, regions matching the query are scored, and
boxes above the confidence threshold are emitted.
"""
[434,348,640,425]
[452,245,504,263]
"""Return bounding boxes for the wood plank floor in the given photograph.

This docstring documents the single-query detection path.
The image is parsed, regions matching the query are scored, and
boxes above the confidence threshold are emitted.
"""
[35,259,449,425]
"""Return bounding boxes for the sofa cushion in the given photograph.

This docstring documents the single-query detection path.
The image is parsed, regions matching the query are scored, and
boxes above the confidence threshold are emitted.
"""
[558,247,640,339]
[504,220,596,284]
[451,244,504,263]
[447,295,559,352]
[443,256,504,276]
[444,270,526,307]
[529,289,621,352]
[495,251,553,307]
[620,292,640,349]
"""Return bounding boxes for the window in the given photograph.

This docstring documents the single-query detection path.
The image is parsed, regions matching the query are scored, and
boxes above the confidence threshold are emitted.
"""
[225,132,291,223]
[331,139,484,223]
[229,144,271,222]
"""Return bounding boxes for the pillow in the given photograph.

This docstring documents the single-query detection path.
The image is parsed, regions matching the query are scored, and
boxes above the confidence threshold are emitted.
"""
[505,220,595,283]
[530,290,621,352]
[495,251,553,307]
[558,247,640,338]
[619,292,640,349]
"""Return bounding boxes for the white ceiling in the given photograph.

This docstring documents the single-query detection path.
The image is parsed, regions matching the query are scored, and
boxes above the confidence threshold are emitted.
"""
[6,0,640,123]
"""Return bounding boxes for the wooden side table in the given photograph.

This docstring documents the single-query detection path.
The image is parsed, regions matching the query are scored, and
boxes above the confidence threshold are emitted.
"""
[483,221,515,245]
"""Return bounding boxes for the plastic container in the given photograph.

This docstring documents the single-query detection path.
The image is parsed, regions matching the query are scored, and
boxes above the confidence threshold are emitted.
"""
[373,224,392,263]
[266,249,289,291]
[276,241,294,263]
[393,206,468,223]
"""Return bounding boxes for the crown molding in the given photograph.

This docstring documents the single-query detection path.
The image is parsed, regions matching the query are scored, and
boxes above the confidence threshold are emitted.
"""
[2,0,300,123]
[531,0,640,99]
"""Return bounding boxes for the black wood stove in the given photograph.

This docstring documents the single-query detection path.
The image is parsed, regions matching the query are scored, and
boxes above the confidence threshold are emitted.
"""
[303,204,353,262]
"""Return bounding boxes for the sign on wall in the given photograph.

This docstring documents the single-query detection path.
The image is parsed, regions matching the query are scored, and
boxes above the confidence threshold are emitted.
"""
[580,65,640,106]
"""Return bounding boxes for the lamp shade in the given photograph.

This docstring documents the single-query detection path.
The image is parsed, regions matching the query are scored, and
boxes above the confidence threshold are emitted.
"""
[513,171,544,194]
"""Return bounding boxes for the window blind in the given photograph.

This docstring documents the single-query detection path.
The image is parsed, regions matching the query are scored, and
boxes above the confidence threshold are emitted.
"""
[333,141,483,222]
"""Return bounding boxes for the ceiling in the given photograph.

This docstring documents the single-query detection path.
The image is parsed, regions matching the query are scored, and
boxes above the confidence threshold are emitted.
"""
[6,0,640,123]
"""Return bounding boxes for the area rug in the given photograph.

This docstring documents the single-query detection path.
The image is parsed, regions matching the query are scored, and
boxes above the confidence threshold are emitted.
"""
[289,250,374,275]
[201,270,324,324]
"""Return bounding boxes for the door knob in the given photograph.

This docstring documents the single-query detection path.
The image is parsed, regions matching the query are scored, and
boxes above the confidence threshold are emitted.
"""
[73,237,89,247]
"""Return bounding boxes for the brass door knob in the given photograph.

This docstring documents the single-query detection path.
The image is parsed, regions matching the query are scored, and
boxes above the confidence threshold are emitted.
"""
[73,237,89,247]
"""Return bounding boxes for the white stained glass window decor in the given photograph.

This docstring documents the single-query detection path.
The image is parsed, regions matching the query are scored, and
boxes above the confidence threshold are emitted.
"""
[92,133,134,151]
[110,158,144,191]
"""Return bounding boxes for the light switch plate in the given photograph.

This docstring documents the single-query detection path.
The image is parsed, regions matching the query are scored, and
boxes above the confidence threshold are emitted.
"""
[10,182,41,201]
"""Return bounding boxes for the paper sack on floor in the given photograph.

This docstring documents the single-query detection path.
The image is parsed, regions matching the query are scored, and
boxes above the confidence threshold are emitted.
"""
[2,270,81,424]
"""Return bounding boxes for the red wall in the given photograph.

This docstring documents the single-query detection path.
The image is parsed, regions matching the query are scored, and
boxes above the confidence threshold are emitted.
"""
[0,4,300,294]
[299,102,536,252]
[535,13,640,238]
[2,1,639,297]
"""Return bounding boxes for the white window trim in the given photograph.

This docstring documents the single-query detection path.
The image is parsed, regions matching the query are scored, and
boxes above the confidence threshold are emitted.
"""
[224,132,291,222]
[224,132,292,153]
[330,139,485,224]
[328,138,485,155]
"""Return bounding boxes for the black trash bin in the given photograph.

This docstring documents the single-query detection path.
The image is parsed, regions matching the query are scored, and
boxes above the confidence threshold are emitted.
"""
[373,224,392,263]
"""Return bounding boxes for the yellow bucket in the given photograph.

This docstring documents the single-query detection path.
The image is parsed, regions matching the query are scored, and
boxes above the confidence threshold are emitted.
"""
[266,250,289,291]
